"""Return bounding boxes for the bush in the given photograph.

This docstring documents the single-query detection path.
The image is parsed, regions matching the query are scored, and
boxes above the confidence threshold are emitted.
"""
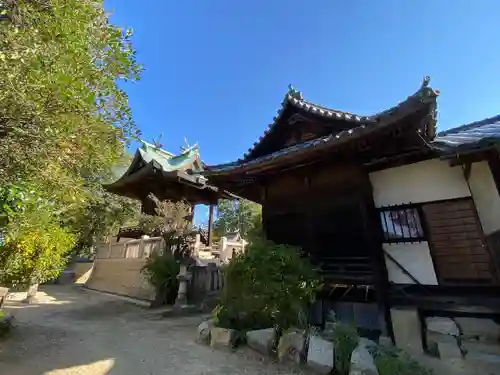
[0,205,75,287]
[323,322,360,375]
[214,239,321,333]
[141,252,179,305]
[0,311,13,338]
[373,347,434,375]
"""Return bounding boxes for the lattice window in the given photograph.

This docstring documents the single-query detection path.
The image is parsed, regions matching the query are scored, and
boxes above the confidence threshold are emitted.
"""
[378,205,426,243]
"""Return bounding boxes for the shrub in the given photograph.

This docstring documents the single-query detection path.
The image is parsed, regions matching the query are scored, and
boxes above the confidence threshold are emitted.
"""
[324,323,360,375]
[0,311,13,338]
[214,239,321,333]
[373,347,434,375]
[141,251,179,305]
[0,205,75,287]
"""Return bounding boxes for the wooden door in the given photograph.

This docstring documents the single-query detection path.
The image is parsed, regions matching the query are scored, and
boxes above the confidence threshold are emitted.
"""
[422,198,498,285]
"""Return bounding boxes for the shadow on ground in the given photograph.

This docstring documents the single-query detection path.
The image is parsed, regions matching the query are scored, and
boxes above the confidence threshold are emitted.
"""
[0,285,308,375]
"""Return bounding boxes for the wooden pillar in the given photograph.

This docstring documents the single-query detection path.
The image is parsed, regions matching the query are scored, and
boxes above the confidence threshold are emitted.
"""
[487,151,500,196]
[359,170,395,344]
[304,174,314,255]
[261,184,267,239]
[207,203,215,247]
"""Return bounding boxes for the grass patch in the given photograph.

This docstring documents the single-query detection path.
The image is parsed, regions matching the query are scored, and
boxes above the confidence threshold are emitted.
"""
[373,347,434,375]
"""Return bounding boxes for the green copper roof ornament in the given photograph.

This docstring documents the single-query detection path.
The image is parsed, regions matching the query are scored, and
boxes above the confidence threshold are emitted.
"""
[152,132,164,148]
[180,136,200,155]
[287,84,304,100]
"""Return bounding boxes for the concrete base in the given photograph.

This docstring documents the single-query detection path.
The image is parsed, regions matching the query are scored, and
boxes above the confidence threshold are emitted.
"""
[390,307,424,356]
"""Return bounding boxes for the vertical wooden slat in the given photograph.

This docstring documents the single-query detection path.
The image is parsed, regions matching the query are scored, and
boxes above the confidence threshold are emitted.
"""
[207,204,215,247]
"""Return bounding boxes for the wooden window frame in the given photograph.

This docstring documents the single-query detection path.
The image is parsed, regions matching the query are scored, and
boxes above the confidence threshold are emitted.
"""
[377,203,427,244]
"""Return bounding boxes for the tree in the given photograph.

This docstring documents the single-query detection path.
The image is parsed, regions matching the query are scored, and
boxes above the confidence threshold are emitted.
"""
[0,0,142,294]
[69,190,141,257]
[213,199,262,241]
[139,195,197,307]
[0,0,142,193]
[139,194,197,262]
[69,153,141,257]
[0,183,75,300]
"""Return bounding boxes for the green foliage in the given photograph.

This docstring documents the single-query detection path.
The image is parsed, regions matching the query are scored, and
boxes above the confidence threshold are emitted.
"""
[0,199,75,286]
[373,347,434,375]
[214,199,262,242]
[0,311,14,338]
[0,0,142,188]
[140,196,197,262]
[214,239,321,333]
[70,189,140,257]
[0,1,142,280]
[323,323,360,375]
[141,251,179,304]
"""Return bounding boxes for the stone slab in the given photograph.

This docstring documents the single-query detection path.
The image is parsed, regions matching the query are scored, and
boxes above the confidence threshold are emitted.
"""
[437,340,462,359]
[426,317,459,336]
[307,335,334,375]
[349,341,378,375]
[278,329,305,364]
[210,327,236,349]
[390,308,424,356]
[246,328,276,355]
[196,319,213,345]
[455,317,500,343]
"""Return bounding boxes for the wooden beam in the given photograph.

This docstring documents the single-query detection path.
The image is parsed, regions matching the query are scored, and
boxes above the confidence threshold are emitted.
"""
[207,204,215,247]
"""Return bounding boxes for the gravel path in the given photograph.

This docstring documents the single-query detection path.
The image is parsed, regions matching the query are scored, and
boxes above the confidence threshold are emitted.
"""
[0,285,308,375]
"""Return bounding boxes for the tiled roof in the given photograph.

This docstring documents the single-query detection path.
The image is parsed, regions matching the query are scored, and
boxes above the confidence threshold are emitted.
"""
[207,77,439,174]
[207,124,371,174]
[138,140,202,173]
[432,115,500,152]
[242,85,373,160]
[242,78,439,161]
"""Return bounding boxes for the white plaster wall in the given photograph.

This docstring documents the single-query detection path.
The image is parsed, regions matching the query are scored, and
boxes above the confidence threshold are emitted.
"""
[369,158,469,286]
[370,159,471,207]
[468,161,500,235]
[383,242,438,285]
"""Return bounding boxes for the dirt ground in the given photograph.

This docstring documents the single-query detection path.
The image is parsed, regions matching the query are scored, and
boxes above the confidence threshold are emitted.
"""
[0,285,308,375]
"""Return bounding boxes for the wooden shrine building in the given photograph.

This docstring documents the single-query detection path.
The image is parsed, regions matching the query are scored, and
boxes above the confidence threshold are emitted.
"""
[203,77,500,341]
[103,140,238,245]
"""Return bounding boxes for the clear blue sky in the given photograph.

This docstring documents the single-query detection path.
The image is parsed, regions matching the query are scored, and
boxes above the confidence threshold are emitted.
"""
[105,0,500,224]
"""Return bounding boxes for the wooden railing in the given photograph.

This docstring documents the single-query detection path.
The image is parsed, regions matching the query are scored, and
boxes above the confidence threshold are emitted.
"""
[96,237,164,259]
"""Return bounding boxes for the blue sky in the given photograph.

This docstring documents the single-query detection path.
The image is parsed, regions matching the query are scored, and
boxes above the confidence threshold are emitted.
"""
[105,0,500,224]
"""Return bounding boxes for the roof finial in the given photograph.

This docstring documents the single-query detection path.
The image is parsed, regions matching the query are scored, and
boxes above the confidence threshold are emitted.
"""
[421,75,431,89]
[152,133,164,148]
[180,136,199,154]
[287,84,304,100]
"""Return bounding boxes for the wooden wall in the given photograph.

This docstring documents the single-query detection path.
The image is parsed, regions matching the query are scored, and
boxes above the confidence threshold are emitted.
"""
[263,162,379,283]
[423,198,495,284]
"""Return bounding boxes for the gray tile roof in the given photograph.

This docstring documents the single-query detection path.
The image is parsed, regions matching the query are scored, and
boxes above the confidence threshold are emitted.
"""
[432,114,500,152]
[207,124,371,173]
[206,77,439,174]
[242,86,373,160]
[242,78,439,161]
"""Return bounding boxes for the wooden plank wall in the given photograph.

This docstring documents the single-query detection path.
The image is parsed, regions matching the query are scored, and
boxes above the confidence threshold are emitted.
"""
[422,198,495,284]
